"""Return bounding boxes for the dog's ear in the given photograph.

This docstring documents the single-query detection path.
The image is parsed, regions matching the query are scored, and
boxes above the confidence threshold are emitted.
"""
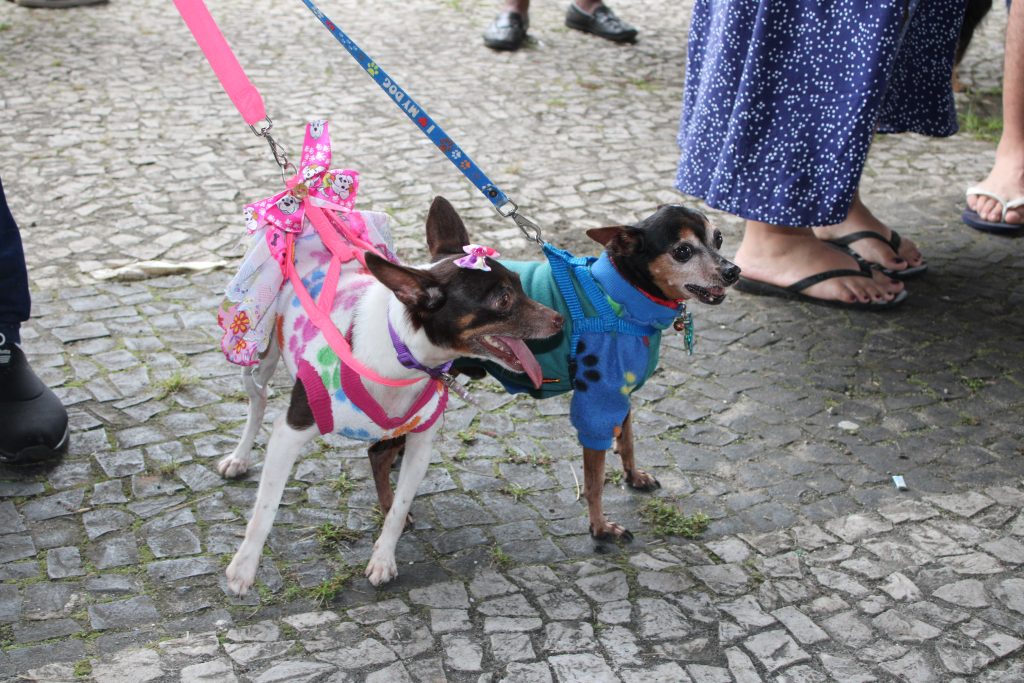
[586,226,644,253]
[426,196,470,261]
[365,253,446,312]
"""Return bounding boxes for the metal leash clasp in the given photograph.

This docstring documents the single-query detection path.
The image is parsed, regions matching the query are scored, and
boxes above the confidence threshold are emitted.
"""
[440,372,479,407]
[249,116,296,181]
[496,200,544,245]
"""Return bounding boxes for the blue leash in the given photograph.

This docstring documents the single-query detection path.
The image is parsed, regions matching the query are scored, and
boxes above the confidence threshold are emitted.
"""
[299,0,544,244]
[298,0,695,353]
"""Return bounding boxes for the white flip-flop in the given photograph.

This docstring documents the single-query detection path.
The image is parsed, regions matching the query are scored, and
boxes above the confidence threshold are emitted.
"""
[963,186,1024,234]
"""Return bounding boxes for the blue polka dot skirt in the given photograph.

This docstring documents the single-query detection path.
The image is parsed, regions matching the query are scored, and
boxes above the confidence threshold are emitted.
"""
[675,0,964,227]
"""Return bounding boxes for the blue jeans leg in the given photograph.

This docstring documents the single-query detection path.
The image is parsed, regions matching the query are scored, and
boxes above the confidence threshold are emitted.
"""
[0,176,30,345]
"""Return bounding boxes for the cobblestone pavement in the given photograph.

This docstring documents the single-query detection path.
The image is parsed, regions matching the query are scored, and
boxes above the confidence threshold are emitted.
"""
[1,0,1023,681]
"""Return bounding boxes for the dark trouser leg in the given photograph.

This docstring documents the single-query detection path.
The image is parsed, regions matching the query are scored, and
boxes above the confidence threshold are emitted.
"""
[0,176,30,345]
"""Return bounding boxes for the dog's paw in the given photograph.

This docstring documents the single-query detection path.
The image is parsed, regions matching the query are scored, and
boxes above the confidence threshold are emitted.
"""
[225,555,259,596]
[365,553,398,586]
[590,520,634,543]
[625,468,661,492]
[217,455,250,479]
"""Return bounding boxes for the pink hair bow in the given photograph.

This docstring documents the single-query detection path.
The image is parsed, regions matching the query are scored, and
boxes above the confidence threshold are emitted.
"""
[243,120,360,236]
[454,244,500,271]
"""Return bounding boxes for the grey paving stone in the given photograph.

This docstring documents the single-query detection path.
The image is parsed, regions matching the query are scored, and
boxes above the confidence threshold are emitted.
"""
[314,638,396,669]
[484,617,544,633]
[90,648,163,683]
[430,608,471,634]
[470,570,519,599]
[925,492,996,517]
[500,662,554,683]
[574,570,629,603]
[13,617,82,644]
[180,657,239,682]
[88,595,160,630]
[743,629,811,672]
[441,633,482,671]
[145,556,219,581]
[490,632,536,664]
[535,588,590,621]
[622,662,691,682]
[871,609,942,643]
[409,580,469,608]
[21,489,84,521]
[542,622,596,654]
[224,640,296,666]
[690,563,749,595]
[89,533,140,569]
[880,650,939,681]
[724,647,760,683]
[374,615,433,659]
[46,546,85,578]
[0,532,37,563]
[479,593,538,618]
[991,578,1024,615]
[718,594,776,631]
[146,525,202,558]
[879,571,923,601]
[547,653,617,683]
[771,605,829,645]
[637,597,691,640]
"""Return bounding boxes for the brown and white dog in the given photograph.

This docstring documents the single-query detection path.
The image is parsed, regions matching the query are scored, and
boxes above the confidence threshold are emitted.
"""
[370,205,738,544]
[218,197,562,591]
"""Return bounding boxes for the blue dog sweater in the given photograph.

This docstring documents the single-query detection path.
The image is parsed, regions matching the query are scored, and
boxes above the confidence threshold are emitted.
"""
[482,248,682,450]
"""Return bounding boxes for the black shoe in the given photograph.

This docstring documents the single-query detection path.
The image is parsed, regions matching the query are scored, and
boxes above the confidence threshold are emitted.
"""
[0,342,69,464]
[484,11,528,51]
[565,3,637,43]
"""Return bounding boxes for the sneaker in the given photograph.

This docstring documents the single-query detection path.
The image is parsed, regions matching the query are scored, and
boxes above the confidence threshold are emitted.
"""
[565,3,637,43]
[483,11,528,51]
[0,339,69,464]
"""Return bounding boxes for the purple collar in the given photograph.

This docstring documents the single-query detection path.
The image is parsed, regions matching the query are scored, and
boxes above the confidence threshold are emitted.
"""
[388,312,454,380]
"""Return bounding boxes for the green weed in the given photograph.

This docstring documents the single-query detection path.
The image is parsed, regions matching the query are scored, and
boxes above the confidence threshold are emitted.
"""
[638,499,710,538]
[499,483,532,503]
[315,522,361,549]
[310,565,358,607]
[490,544,513,569]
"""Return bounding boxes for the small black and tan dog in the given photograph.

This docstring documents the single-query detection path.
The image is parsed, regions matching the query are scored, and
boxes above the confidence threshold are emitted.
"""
[370,204,739,542]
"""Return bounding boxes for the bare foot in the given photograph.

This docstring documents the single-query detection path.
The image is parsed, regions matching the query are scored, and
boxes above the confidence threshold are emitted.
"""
[736,221,904,306]
[967,156,1024,225]
[811,192,925,274]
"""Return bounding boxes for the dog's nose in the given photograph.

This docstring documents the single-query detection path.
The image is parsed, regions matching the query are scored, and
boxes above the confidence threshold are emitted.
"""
[722,264,741,284]
[551,313,565,330]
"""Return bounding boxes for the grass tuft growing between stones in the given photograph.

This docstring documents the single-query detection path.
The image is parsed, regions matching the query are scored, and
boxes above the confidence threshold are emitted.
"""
[499,483,532,503]
[315,522,361,549]
[490,544,513,569]
[154,371,193,399]
[328,472,355,496]
[638,499,710,539]
[310,565,359,607]
[74,660,93,679]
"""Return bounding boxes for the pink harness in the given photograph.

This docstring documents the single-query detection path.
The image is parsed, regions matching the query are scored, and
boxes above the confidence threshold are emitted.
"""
[218,120,447,436]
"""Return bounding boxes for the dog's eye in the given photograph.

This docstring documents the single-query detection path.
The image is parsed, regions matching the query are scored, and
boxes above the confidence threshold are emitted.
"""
[493,289,512,311]
[713,230,723,250]
[673,244,694,262]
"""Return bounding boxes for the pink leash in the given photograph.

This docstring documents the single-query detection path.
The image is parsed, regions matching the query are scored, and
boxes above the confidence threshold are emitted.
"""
[174,0,421,388]
[172,0,265,126]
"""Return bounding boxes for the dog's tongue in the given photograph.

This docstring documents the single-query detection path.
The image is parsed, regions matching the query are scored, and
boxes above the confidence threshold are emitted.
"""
[498,336,543,389]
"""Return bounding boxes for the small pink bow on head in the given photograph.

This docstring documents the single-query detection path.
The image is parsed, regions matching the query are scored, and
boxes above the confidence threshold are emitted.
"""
[454,244,500,271]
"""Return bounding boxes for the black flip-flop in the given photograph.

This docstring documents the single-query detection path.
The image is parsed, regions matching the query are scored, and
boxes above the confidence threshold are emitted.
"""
[962,187,1024,235]
[734,264,908,311]
[824,230,927,280]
